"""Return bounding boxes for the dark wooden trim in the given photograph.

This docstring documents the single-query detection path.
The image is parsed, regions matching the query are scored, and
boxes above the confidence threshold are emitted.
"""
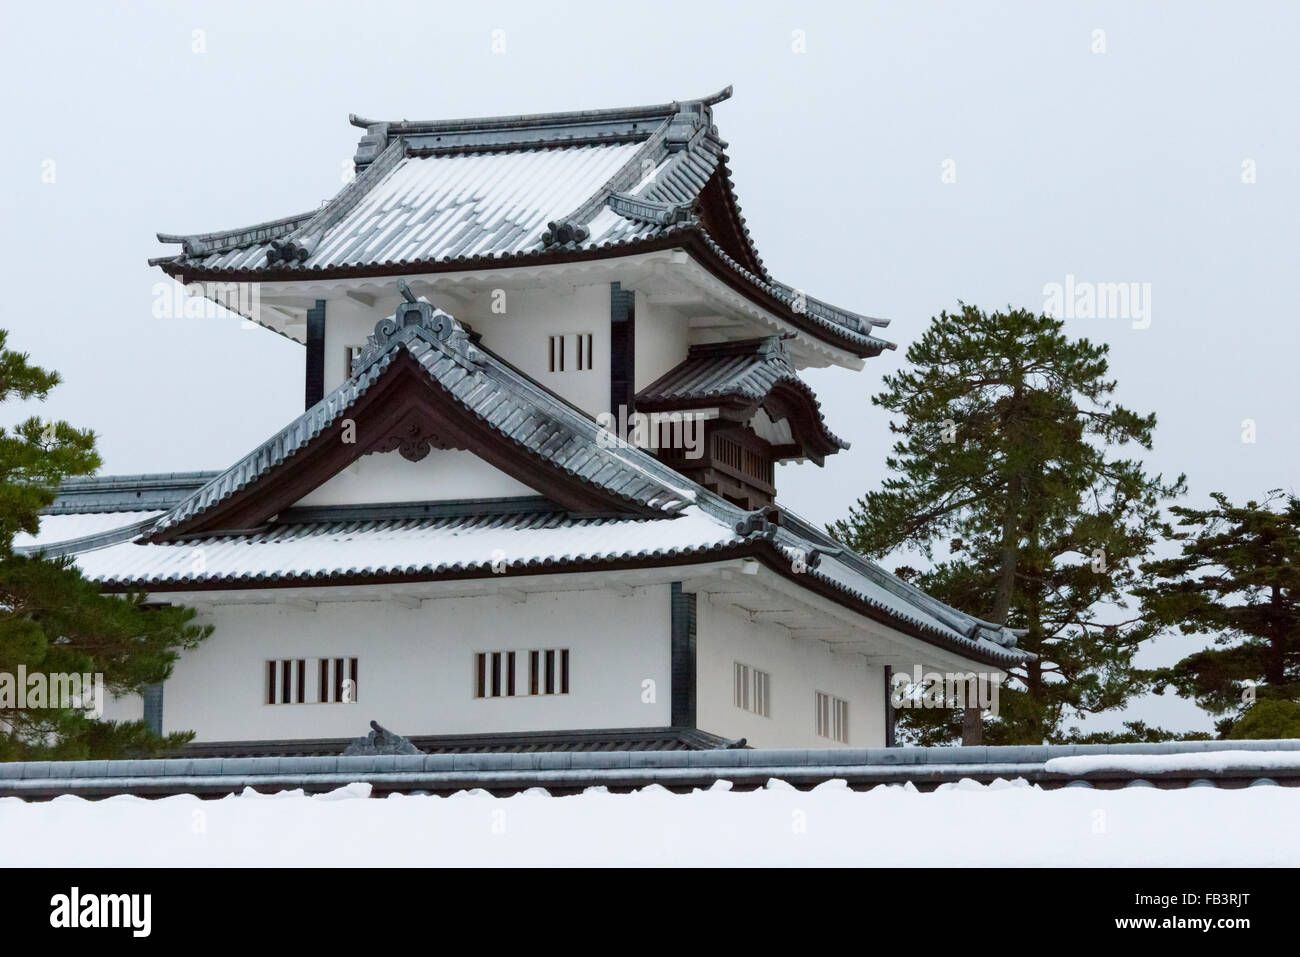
[143,682,164,736]
[696,168,765,276]
[610,281,635,418]
[670,582,697,728]
[638,381,843,466]
[304,299,326,409]
[658,421,776,507]
[276,496,567,524]
[883,665,896,748]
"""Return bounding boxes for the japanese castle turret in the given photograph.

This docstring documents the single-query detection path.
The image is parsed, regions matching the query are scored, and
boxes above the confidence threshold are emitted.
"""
[22,88,1029,753]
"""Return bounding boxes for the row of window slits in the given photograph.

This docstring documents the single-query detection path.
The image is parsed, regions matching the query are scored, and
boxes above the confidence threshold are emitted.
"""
[733,661,771,718]
[735,662,851,743]
[475,649,569,698]
[815,691,850,744]
[548,333,594,373]
[266,657,358,705]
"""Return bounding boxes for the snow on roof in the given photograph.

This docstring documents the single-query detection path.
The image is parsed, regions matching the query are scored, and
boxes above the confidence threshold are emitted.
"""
[13,510,162,551]
[152,89,893,357]
[72,505,738,588]
[178,142,655,273]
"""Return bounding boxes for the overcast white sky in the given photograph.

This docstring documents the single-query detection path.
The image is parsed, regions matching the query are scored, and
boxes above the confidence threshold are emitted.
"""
[2,0,1296,735]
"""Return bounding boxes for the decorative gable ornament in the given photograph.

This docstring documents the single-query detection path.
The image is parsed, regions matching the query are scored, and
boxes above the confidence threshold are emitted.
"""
[351,295,466,376]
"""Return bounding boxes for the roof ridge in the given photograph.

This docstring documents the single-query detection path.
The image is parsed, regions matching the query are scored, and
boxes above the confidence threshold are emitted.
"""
[267,137,408,265]
[157,210,317,258]
[57,471,222,489]
[542,114,677,245]
[348,86,732,133]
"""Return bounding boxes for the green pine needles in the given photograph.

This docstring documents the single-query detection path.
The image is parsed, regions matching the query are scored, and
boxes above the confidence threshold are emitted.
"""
[0,330,209,760]
[832,304,1186,744]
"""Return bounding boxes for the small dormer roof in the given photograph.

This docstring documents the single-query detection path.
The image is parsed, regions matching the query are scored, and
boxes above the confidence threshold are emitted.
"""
[637,337,848,463]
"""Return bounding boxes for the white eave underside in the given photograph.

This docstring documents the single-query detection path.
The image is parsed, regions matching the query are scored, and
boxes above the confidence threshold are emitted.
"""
[204,251,865,371]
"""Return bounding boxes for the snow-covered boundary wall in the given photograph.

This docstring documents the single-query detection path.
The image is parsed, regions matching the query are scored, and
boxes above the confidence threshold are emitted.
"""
[2,740,1300,798]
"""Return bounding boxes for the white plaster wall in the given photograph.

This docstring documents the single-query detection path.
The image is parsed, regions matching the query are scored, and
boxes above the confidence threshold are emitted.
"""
[318,278,695,420]
[321,283,614,417]
[469,284,610,416]
[695,597,886,748]
[633,297,691,392]
[295,448,537,507]
[322,292,405,393]
[161,585,672,742]
[100,691,143,723]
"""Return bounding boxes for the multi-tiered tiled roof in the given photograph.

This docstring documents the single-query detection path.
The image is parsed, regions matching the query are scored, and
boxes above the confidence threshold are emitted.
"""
[18,90,1032,673]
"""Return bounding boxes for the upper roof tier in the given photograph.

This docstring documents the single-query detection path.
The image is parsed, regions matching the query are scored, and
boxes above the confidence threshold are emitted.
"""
[152,87,894,358]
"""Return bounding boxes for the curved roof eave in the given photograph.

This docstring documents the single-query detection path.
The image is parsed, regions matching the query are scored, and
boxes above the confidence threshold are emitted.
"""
[157,227,894,358]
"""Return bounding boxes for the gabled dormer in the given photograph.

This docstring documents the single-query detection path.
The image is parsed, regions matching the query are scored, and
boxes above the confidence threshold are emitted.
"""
[636,337,848,508]
[147,294,702,543]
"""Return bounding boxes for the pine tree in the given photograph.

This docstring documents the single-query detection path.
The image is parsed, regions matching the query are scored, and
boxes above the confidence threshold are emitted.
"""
[831,304,1184,745]
[0,330,209,759]
[1136,491,1300,738]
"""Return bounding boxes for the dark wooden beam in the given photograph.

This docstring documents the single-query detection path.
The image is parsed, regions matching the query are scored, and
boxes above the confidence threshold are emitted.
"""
[143,682,164,736]
[610,282,635,418]
[884,665,896,748]
[670,582,697,728]
[304,299,326,409]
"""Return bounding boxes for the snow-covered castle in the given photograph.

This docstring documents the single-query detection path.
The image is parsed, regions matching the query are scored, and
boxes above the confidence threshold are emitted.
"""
[19,88,1026,754]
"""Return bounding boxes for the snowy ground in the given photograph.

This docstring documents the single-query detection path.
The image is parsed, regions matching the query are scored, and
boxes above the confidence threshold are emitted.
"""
[4,776,1299,866]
